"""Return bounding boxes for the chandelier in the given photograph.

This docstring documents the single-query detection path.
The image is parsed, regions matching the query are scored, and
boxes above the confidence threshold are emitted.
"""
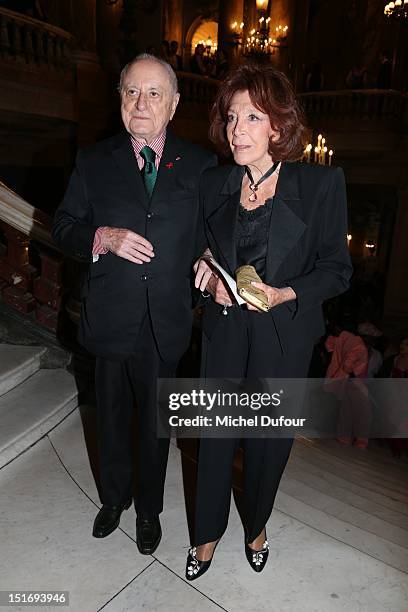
[384,1,408,18]
[239,0,288,56]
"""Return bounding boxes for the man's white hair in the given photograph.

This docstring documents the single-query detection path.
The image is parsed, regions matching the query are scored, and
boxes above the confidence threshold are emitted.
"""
[118,53,178,94]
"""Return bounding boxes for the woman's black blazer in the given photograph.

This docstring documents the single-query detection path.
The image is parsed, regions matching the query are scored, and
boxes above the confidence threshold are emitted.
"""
[200,161,353,354]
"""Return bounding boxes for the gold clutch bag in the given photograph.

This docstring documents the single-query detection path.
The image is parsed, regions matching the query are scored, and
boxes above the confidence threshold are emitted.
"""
[236,265,269,312]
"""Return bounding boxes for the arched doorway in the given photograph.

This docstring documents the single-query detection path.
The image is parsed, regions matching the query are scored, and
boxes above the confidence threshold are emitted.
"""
[184,16,218,71]
[190,20,218,56]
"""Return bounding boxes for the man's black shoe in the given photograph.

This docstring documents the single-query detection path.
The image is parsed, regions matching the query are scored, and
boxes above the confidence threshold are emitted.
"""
[93,499,132,538]
[136,517,162,555]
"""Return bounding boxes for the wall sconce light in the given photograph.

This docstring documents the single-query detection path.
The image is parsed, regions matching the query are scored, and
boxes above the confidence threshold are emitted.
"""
[231,21,245,45]
[303,134,334,165]
[274,24,289,41]
[365,241,376,256]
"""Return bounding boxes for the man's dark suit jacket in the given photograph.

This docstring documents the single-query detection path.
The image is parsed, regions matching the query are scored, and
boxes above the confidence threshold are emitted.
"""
[200,161,353,354]
[52,130,216,362]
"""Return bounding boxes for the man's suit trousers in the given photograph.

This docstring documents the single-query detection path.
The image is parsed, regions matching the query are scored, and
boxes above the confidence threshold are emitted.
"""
[95,312,176,517]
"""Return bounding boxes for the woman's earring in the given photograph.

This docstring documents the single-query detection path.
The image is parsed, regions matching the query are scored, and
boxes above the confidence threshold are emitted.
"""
[222,304,228,316]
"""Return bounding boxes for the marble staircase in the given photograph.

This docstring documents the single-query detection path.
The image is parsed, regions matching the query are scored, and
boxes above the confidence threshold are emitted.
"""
[277,437,408,573]
[0,340,407,610]
[0,343,78,469]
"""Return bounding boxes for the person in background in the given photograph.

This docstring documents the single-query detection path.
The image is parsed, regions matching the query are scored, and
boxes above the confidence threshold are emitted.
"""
[145,44,158,56]
[211,49,229,80]
[159,39,171,62]
[377,51,392,89]
[306,60,324,92]
[190,44,207,75]
[378,337,408,457]
[380,337,408,378]
[358,322,383,377]
[325,323,370,449]
[346,63,368,89]
[169,40,182,71]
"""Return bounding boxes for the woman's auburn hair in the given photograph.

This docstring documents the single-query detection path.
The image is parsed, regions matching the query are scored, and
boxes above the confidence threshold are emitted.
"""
[209,62,310,161]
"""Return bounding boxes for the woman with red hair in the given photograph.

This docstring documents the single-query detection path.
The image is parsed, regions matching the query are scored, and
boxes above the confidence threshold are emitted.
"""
[186,63,352,580]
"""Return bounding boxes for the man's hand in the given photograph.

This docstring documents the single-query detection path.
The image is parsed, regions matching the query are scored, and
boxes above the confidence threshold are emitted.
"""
[246,282,296,311]
[102,227,154,264]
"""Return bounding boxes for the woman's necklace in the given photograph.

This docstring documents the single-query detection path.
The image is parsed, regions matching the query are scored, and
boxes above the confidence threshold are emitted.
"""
[245,161,280,202]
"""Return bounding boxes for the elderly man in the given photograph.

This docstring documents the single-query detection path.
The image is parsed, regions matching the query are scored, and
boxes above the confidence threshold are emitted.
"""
[52,54,216,554]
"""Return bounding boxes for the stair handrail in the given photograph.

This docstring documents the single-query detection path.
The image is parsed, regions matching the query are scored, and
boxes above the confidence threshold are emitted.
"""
[0,7,73,42]
[0,181,58,252]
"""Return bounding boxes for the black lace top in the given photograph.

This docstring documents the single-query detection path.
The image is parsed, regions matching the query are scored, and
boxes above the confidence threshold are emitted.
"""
[236,198,274,280]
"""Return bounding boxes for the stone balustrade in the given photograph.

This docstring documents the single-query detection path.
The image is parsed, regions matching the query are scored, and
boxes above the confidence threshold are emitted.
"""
[175,71,407,132]
[0,7,73,70]
[299,89,407,131]
[0,181,64,331]
[176,71,219,108]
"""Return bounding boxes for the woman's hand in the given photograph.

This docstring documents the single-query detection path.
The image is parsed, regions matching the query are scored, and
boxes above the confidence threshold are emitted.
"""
[194,256,213,292]
[246,282,296,311]
[194,256,233,306]
[207,275,234,306]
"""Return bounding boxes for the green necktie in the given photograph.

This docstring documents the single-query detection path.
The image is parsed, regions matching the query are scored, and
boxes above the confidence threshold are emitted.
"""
[140,145,157,199]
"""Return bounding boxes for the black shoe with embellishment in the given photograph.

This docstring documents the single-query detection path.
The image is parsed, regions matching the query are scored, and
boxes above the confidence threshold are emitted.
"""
[245,536,269,572]
[185,546,213,581]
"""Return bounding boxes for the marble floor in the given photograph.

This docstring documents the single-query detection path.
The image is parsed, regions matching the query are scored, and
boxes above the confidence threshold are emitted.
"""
[1,407,407,612]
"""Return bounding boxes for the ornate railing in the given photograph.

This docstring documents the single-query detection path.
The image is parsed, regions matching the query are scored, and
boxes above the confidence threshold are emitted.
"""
[299,89,407,129]
[176,71,219,107]
[0,181,63,330]
[175,72,407,130]
[0,7,73,70]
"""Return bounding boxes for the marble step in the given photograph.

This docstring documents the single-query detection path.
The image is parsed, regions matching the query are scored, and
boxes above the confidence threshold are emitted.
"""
[280,472,408,548]
[297,449,408,499]
[0,369,78,469]
[286,457,408,523]
[0,344,46,396]
[292,444,408,501]
[275,489,408,573]
[314,439,408,475]
[291,451,408,509]
[301,439,408,486]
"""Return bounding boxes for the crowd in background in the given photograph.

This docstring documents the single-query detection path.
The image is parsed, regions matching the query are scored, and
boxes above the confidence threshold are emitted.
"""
[146,39,230,81]
[305,51,392,92]
[309,294,408,457]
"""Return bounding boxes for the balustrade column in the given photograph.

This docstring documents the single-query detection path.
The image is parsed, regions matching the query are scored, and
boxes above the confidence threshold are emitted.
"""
[33,248,63,330]
[0,224,36,315]
[163,0,183,48]
[69,0,111,147]
[119,0,164,65]
[71,0,97,52]
[270,0,308,82]
[96,0,122,74]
